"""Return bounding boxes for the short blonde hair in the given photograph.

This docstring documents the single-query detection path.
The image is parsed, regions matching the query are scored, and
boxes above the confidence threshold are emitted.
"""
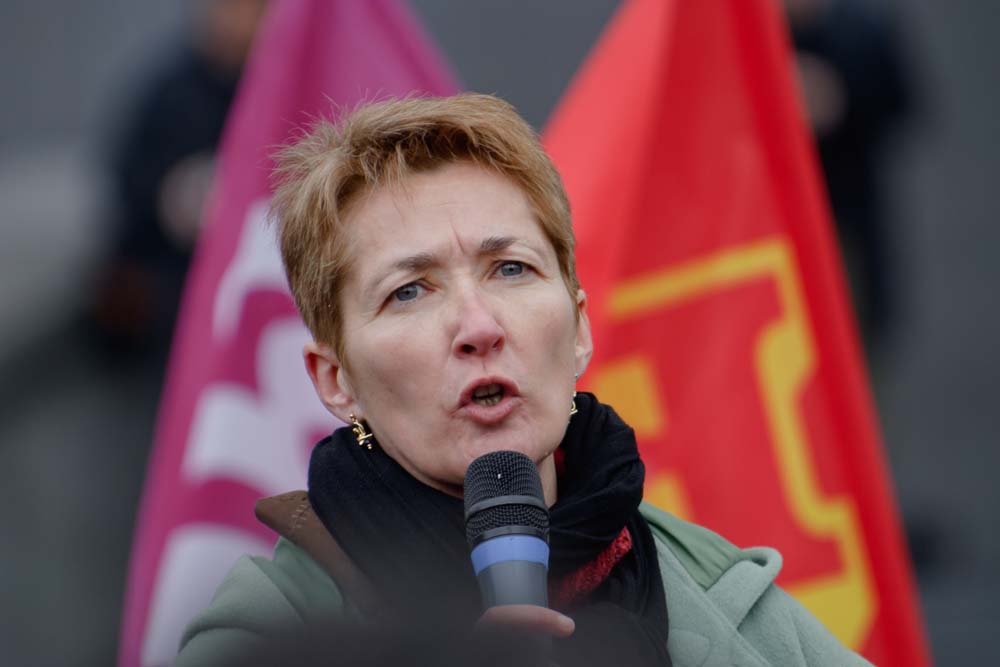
[271,93,578,355]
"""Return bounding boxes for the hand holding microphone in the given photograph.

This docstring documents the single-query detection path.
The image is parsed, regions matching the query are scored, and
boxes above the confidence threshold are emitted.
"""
[475,604,575,638]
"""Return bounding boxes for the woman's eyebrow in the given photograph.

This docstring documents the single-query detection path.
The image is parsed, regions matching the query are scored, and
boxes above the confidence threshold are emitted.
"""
[479,235,519,255]
[363,252,439,299]
[480,235,551,265]
[385,238,518,279]
[391,251,439,273]
[369,236,535,294]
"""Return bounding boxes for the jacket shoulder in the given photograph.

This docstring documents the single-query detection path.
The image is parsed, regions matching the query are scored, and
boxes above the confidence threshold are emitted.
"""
[639,501,745,590]
[175,538,344,666]
[641,502,872,666]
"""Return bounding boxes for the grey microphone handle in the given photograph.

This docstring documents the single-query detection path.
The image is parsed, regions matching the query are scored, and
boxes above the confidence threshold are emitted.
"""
[476,560,549,608]
[477,560,554,666]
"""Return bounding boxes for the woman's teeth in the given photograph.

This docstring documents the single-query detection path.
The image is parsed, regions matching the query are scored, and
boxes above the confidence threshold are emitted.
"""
[472,383,503,406]
[473,394,502,407]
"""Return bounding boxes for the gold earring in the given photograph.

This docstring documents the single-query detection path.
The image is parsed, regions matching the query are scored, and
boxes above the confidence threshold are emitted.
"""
[570,391,578,417]
[349,413,373,450]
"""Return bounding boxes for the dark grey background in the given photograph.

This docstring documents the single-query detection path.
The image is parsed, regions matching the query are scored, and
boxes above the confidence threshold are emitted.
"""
[0,1,996,665]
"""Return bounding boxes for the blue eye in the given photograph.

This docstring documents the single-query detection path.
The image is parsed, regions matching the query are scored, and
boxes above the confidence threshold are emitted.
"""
[499,261,524,277]
[393,283,421,302]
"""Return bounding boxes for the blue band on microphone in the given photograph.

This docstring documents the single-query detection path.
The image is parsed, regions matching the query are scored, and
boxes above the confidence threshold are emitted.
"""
[470,535,549,575]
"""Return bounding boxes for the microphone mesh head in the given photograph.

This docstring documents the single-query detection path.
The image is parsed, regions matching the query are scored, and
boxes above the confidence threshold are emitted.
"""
[464,451,549,547]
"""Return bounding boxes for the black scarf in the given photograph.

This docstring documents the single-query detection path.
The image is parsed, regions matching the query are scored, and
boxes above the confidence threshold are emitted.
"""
[308,393,671,666]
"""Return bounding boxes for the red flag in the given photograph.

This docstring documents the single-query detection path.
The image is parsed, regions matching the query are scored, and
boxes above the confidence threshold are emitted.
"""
[543,1,929,664]
[117,2,457,665]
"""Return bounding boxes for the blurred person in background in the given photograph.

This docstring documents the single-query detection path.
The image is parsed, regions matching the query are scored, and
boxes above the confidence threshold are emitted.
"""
[92,0,268,359]
[785,0,950,580]
[784,0,915,349]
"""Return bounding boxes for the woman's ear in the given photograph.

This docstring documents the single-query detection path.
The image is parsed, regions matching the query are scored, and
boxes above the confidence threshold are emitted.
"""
[574,289,594,377]
[303,340,358,423]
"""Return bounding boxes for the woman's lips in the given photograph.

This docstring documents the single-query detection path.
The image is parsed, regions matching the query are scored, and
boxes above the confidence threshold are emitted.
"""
[457,376,521,425]
[457,393,522,425]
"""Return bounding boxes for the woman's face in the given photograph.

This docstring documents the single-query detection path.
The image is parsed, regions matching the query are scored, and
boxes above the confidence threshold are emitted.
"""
[305,162,592,497]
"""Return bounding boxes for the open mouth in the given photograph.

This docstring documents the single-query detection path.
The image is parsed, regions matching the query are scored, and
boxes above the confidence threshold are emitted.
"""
[459,377,520,424]
[471,383,505,407]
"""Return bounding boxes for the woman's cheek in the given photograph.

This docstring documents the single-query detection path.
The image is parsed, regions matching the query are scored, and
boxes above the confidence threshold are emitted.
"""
[528,298,579,355]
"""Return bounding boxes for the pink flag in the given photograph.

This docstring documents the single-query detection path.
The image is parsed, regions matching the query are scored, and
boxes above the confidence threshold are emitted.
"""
[118,2,458,665]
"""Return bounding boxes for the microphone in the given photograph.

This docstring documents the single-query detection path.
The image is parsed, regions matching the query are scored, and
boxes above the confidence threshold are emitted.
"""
[464,450,550,609]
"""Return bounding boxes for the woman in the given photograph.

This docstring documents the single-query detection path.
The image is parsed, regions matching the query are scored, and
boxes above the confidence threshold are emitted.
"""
[176,94,870,666]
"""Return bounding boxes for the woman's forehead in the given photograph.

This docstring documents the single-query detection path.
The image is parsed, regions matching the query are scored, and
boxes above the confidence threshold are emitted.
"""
[355,162,531,223]
[342,163,555,273]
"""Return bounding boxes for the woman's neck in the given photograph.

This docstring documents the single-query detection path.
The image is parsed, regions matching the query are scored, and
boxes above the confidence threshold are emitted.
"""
[538,453,558,507]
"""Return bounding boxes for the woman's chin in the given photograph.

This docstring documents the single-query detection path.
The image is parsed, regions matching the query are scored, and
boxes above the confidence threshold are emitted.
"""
[456,435,550,473]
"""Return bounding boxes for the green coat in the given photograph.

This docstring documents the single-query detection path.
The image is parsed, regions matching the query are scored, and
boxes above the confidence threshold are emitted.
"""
[176,499,872,666]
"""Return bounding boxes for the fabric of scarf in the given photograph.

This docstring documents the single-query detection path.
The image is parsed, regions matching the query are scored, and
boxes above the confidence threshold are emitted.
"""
[307,393,671,666]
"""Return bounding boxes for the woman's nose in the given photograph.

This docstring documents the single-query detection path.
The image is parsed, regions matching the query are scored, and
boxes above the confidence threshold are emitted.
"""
[452,291,505,357]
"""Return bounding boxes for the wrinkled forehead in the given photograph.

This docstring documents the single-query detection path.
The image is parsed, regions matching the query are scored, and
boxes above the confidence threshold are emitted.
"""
[337,162,554,280]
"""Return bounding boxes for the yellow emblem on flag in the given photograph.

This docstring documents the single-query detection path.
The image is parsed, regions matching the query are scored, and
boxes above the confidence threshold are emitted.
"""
[591,237,876,648]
